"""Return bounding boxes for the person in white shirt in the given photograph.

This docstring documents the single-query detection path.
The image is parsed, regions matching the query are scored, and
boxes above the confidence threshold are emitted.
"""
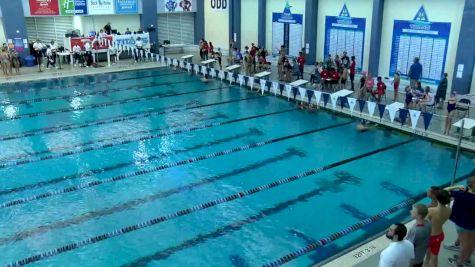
[33,39,44,72]
[379,223,415,267]
[134,37,144,62]
[45,45,55,69]
[84,41,93,67]
[49,40,58,68]
[108,44,117,64]
[72,44,82,67]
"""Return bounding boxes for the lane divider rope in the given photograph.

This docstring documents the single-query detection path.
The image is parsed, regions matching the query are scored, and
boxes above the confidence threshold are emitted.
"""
[0,121,353,209]
[3,138,415,267]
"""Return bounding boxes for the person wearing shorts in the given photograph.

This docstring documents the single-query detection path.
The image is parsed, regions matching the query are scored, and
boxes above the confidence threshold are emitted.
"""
[426,190,451,267]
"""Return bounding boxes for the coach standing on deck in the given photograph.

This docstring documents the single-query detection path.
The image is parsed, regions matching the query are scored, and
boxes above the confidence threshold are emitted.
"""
[408,57,423,89]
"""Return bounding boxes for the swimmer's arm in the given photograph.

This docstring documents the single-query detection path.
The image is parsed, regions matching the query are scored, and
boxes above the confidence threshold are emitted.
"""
[445,185,465,192]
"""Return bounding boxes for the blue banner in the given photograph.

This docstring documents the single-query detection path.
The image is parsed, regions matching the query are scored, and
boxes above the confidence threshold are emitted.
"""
[389,6,451,84]
[115,0,138,14]
[324,5,366,71]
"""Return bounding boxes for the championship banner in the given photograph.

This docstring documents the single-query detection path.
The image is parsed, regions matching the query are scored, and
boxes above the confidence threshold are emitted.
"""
[87,0,114,15]
[115,0,138,14]
[69,36,113,50]
[29,0,60,15]
[272,1,303,57]
[60,0,88,15]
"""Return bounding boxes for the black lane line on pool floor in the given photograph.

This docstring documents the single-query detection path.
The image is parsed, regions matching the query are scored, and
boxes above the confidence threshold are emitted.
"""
[2,69,178,94]
[0,87,248,142]
[0,83,228,122]
[0,108,294,197]
[1,75,197,106]
[0,148,304,245]
[3,138,416,267]
[121,171,361,266]
[0,112,228,162]
[0,120,352,209]
[0,96,277,169]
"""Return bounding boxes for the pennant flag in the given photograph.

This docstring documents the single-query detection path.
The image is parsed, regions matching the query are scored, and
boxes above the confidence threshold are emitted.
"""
[201,66,207,76]
[161,56,166,65]
[357,99,366,112]
[378,103,386,120]
[292,87,299,100]
[179,60,185,69]
[409,109,421,130]
[219,70,225,80]
[323,93,330,107]
[271,81,279,95]
[314,91,322,106]
[422,112,433,131]
[238,74,245,86]
[367,101,376,117]
[285,84,292,100]
[173,59,178,67]
[298,87,306,102]
[186,63,192,72]
[340,96,348,109]
[307,90,314,104]
[260,79,267,94]
[209,68,216,78]
[330,94,338,110]
[347,97,356,114]
[248,77,255,90]
[399,109,409,126]
[227,72,233,85]
[156,54,159,62]
[386,105,399,123]
[194,64,199,74]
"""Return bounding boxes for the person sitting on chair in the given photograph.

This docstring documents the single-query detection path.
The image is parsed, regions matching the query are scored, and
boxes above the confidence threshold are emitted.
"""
[417,86,434,111]
[134,37,144,62]
[372,76,386,103]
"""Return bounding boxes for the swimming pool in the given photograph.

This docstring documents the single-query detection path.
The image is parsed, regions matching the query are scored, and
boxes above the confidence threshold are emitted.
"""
[0,67,473,266]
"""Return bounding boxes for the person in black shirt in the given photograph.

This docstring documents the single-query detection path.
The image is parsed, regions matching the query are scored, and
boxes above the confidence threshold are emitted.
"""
[341,51,350,69]
[104,22,112,35]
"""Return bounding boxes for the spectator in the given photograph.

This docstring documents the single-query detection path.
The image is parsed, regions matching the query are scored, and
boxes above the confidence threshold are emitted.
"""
[134,37,144,62]
[329,67,340,90]
[125,28,132,35]
[84,40,93,67]
[435,73,448,109]
[9,48,20,74]
[426,189,451,267]
[50,40,58,68]
[45,45,55,69]
[374,76,387,103]
[379,223,414,267]
[104,22,112,35]
[446,176,475,267]
[349,56,356,90]
[72,43,82,67]
[393,71,401,102]
[321,67,330,90]
[414,81,424,97]
[341,51,350,69]
[33,39,44,72]
[408,57,423,89]
[297,52,305,79]
[443,91,457,135]
[406,204,431,267]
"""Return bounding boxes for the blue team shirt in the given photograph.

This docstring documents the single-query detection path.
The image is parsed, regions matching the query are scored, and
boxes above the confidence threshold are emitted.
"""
[409,62,422,80]
[450,190,475,230]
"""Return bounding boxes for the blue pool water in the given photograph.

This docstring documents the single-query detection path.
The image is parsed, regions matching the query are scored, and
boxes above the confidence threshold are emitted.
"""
[0,68,473,266]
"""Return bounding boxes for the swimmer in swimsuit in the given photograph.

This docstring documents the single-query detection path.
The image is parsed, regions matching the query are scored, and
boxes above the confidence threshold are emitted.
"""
[443,91,457,135]
[426,190,451,267]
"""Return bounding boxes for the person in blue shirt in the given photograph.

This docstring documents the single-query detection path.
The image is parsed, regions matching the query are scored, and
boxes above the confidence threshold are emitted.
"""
[408,57,423,89]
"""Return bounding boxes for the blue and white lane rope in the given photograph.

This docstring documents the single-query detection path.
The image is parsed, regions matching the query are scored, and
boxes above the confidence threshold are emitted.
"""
[0,96,263,169]
[0,85,227,122]
[0,121,353,209]
[0,90,249,142]
[2,77,195,106]
[3,139,415,267]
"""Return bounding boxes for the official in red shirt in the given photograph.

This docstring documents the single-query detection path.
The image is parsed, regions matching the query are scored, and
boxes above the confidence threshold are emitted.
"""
[374,76,387,103]
[297,52,305,79]
[329,68,340,89]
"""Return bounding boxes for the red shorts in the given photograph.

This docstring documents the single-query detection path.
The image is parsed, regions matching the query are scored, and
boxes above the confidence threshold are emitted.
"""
[428,232,445,255]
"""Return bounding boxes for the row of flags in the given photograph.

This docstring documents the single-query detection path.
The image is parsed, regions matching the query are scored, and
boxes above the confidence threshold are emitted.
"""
[153,54,434,131]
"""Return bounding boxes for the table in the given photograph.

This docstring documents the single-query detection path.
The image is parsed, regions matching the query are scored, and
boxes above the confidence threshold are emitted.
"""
[289,79,309,87]
[57,51,71,69]
[161,44,185,56]
[181,55,194,63]
[225,64,241,72]
[255,71,272,80]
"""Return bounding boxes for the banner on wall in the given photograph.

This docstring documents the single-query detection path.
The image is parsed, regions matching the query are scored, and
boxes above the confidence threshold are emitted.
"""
[60,0,88,15]
[324,4,366,70]
[29,0,60,15]
[113,33,150,47]
[87,0,115,14]
[389,6,451,84]
[164,0,193,12]
[208,0,227,12]
[68,36,113,50]
[272,0,303,58]
[115,0,138,14]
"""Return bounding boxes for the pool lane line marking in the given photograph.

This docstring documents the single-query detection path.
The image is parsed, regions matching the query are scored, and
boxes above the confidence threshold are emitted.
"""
[0,120,352,209]
[0,83,228,123]
[0,95,268,169]
[0,147,302,245]
[3,138,415,267]
[0,88,248,142]
[121,170,357,266]
[0,108,293,196]
[2,76,198,106]
[0,112,228,162]
[2,70,179,94]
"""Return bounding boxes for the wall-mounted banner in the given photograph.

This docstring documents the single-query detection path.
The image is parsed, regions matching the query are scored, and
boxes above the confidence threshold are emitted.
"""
[60,0,88,15]
[389,6,451,83]
[113,33,150,48]
[29,0,60,16]
[272,0,303,58]
[209,0,227,12]
[87,0,114,14]
[324,4,366,70]
[163,0,193,12]
[115,0,138,14]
